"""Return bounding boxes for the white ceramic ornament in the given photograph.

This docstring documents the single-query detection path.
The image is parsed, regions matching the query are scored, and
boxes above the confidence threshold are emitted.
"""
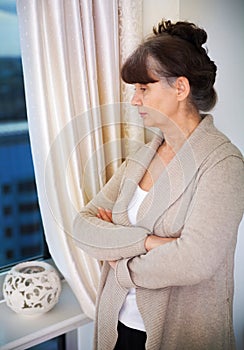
[3,261,62,316]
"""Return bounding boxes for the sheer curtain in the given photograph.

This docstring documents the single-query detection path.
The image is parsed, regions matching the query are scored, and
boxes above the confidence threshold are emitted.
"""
[16,0,143,319]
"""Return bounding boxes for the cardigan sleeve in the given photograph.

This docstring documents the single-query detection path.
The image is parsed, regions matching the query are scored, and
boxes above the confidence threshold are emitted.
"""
[73,161,149,261]
[115,155,244,289]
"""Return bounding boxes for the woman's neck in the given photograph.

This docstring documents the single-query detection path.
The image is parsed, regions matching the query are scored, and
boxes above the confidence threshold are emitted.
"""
[160,112,201,153]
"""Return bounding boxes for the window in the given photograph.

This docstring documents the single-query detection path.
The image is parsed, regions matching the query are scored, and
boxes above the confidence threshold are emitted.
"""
[28,336,66,350]
[0,2,68,348]
[0,1,49,268]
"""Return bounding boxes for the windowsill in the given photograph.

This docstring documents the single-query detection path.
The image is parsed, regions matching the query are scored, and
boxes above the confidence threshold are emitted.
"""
[0,279,91,350]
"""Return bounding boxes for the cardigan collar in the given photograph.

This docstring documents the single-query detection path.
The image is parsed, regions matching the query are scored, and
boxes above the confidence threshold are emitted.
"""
[114,115,230,229]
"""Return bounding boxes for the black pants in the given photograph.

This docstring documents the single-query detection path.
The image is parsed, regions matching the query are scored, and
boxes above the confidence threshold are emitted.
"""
[114,321,147,350]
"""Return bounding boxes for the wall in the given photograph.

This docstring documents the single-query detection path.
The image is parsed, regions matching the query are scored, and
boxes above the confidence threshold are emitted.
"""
[143,1,244,349]
[143,0,179,36]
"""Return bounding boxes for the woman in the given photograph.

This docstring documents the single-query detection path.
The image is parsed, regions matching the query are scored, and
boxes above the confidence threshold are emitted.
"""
[73,20,244,349]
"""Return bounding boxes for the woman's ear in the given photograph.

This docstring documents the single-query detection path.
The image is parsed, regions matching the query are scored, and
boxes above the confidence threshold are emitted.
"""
[175,76,190,101]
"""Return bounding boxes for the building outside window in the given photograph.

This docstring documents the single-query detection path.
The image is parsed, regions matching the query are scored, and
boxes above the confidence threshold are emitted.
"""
[0,1,65,348]
[0,0,45,269]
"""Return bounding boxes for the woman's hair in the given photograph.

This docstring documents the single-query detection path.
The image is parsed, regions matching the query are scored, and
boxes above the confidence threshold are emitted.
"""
[121,19,217,111]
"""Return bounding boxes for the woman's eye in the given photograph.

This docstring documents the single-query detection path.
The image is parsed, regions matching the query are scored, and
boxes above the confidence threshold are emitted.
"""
[134,84,147,92]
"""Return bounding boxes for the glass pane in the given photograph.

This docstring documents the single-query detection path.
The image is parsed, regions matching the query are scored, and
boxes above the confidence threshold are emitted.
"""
[0,0,47,268]
[28,335,65,350]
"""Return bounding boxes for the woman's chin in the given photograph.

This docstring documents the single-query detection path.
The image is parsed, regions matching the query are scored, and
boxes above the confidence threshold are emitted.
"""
[142,119,156,128]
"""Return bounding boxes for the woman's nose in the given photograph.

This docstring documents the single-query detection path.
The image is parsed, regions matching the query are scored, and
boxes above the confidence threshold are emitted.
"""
[131,92,142,106]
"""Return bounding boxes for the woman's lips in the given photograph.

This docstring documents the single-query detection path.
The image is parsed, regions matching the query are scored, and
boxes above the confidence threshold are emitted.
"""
[139,112,148,118]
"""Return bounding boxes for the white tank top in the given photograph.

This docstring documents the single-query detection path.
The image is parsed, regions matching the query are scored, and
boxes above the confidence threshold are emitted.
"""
[118,185,148,331]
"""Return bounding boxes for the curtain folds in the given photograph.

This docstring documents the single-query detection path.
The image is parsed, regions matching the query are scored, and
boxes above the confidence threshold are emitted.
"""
[16,0,143,319]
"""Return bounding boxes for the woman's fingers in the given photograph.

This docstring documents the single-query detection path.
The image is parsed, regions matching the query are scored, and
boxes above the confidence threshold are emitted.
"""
[145,235,177,251]
[97,207,113,222]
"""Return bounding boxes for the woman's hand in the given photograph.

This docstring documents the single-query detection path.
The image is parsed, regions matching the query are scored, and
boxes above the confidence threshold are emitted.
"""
[96,207,113,222]
[145,235,177,252]
[109,236,177,269]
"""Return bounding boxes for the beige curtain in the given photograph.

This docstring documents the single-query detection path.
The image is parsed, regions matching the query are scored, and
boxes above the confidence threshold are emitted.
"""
[16,0,143,319]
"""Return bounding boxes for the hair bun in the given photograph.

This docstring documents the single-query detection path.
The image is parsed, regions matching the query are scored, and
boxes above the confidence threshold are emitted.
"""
[153,19,207,51]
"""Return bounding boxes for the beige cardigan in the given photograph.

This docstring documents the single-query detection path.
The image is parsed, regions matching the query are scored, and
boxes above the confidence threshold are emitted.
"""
[73,115,244,350]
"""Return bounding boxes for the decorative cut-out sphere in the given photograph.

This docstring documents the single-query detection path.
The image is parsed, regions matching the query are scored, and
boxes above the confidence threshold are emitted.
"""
[3,261,62,316]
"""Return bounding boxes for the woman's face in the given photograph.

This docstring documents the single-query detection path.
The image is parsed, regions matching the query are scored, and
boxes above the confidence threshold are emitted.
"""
[131,79,178,129]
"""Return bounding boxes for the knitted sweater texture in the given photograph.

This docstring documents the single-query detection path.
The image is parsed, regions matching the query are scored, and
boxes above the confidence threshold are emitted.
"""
[73,115,244,350]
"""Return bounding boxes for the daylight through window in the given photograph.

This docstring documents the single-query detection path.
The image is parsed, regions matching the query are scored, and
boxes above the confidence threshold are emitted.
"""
[0,0,47,269]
